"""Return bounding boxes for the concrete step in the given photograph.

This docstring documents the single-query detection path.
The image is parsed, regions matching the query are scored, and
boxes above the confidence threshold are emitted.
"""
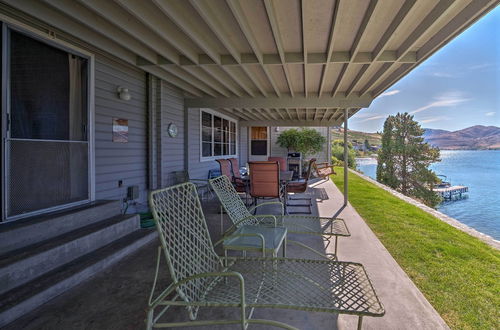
[0,229,157,328]
[0,214,139,295]
[0,200,122,254]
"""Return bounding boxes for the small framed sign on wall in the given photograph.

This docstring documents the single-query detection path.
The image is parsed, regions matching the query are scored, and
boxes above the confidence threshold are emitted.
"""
[112,118,128,143]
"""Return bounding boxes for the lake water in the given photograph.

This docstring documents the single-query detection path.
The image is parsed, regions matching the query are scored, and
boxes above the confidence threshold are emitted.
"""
[356,150,500,240]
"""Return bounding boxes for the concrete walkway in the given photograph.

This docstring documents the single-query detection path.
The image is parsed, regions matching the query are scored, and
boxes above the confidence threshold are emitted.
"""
[311,178,449,330]
[4,179,448,329]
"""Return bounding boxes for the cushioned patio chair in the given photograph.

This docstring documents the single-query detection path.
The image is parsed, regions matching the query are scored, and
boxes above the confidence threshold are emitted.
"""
[248,161,285,212]
[147,182,384,329]
[216,158,248,204]
[267,156,287,171]
[210,175,350,257]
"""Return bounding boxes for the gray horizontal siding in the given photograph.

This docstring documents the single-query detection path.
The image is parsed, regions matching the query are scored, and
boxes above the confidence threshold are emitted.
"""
[160,81,185,187]
[94,56,148,210]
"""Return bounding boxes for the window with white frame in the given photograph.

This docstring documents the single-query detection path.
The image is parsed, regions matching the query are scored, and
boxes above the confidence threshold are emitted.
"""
[200,109,237,161]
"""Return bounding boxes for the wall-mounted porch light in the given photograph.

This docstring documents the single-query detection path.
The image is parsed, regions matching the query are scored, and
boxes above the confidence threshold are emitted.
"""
[117,86,131,101]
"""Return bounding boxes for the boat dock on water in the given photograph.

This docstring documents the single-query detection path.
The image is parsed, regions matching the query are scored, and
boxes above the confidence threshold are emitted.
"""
[433,175,469,200]
[433,185,469,200]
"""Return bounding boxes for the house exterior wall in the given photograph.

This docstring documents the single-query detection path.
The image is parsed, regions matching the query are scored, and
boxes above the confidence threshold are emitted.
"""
[94,56,148,208]
[159,81,185,187]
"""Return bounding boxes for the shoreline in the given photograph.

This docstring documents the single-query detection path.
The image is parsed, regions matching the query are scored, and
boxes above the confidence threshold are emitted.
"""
[349,169,500,250]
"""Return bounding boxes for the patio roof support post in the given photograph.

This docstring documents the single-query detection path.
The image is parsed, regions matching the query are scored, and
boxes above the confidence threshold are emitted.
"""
[343,108,348,206]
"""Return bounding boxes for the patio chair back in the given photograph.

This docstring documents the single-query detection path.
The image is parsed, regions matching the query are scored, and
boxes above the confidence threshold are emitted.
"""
[209,175,259,227]
[249,161,280,198]
[227,157,241,178]
[216,159,233,180]
[267,157,287,171]
[149,183,221,317]
[287,159,316,195]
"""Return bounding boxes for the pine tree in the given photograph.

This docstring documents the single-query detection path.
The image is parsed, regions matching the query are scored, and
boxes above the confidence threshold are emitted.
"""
[377,113,441,207]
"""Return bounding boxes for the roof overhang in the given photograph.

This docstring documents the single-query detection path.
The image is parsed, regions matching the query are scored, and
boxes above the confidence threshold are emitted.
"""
[1,0,498,126]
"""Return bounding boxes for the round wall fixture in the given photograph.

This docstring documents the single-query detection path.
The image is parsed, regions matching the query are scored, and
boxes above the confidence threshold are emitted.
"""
[167,123,178,137]
[117,86,131,101]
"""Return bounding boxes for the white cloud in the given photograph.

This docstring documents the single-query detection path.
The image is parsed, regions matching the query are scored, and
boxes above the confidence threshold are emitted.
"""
[355,115,386,123]
[419,116,448,124]
[469,63,493,70]
[485,112,496,116]
[432,72,455,78]
[409,92,471,114]
[378,90,400,98]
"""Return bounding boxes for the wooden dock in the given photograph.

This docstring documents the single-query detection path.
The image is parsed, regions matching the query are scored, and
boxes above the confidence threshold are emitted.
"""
[433,186,468,200]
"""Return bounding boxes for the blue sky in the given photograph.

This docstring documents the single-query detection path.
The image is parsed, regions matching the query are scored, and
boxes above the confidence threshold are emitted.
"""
[350,5,500,133]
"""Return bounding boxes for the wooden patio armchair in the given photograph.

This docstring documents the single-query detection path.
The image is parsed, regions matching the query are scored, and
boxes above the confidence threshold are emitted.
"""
[147,182,384,329]
[210,175,350,257]
[314,161,337,181]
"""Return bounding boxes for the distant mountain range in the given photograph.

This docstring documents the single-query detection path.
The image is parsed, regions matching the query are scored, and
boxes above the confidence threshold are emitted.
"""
[423,125,500,150]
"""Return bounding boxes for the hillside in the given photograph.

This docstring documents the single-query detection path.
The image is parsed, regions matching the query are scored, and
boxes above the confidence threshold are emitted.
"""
[331,128,381,146]
[424,125,500,150]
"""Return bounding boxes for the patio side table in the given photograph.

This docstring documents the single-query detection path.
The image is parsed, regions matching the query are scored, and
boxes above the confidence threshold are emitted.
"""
[223,225,287,261]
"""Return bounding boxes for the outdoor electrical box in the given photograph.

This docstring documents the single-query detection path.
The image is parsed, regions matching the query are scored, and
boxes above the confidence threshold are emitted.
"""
[127,185,139,201]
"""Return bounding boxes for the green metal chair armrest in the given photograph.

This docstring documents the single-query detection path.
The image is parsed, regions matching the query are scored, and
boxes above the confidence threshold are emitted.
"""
[235,214,277,227]
[248,201,284,215]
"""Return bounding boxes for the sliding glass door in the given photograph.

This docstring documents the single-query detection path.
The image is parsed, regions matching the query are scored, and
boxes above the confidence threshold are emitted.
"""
[4,28,90,219]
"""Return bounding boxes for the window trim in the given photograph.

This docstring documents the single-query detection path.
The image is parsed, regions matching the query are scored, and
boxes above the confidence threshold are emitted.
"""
[199,108,238,162]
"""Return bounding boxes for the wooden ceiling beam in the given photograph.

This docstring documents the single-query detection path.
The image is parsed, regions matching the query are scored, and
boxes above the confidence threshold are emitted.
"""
[264,0,294,96]
[226,0,281,97]
[318,0,341,97]
[359,0,456,96]
[345,0,417,97]
[332,0,378,97]
[5,0,204,97]
[185,94,373,109]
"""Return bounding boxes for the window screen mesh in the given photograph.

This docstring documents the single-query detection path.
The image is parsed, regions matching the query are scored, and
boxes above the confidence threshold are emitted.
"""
[8,140,88,217]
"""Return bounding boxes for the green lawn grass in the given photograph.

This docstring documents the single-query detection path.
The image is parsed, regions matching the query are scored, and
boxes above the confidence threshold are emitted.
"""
[332,167,500,330]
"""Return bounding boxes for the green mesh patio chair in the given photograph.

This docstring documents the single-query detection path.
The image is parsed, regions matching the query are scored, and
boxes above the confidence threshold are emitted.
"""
[210,175,350,257]
[147,182,384,329]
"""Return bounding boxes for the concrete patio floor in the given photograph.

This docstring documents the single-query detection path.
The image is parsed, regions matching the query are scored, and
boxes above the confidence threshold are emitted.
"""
[4,178,449,330]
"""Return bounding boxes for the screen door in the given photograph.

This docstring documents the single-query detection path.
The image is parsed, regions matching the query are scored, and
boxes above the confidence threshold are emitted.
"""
[5,30,90,218]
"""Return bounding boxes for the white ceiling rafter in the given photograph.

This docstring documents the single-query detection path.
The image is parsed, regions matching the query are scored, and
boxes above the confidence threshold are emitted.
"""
[226,0,282,97]
[332,0,378,97]
[2,0,496,126]
[359,0,456,96]
[318,0,341,97]
[301,0,308,98]
[264,0,295,97]
[345,0,418,97]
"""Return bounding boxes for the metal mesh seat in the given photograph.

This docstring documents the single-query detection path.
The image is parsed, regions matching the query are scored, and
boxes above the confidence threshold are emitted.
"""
[210,175,350,255]
[148,182,384,329]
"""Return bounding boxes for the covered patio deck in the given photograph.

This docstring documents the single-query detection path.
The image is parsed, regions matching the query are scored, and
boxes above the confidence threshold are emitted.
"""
[4,178,448,330]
